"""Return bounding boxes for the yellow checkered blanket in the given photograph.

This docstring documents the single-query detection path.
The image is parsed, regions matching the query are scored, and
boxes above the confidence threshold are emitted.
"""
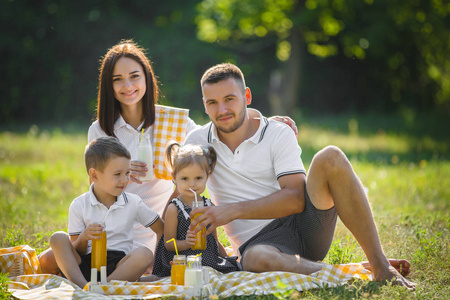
[153,105,189,180]
[3,245,373,299]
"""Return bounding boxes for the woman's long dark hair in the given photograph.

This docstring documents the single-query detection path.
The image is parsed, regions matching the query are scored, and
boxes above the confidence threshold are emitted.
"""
[96,40,158,136]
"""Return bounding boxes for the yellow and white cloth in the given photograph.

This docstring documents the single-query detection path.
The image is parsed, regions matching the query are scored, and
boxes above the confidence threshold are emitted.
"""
[4,245,373,299]
[153,105,190,180]
[0,245,41,276]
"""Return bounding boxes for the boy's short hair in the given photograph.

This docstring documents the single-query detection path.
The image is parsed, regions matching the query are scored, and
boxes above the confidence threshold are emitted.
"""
[85,136,131,173]
[200,63,246,92]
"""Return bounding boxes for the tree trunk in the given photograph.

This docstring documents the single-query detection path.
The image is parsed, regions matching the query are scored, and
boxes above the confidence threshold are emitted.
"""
[269,25,302,116]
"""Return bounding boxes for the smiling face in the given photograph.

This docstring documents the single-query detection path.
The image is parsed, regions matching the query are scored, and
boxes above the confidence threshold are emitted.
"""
[91,156,131,203]
[202,78,251,134]
[112,56,147,111]
[173,163,208,204]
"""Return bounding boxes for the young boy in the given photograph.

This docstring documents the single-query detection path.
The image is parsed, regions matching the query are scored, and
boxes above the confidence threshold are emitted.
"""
[50,136,164,288]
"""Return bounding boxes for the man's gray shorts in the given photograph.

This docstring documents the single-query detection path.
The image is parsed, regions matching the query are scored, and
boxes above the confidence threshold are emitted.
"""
[239,184,337,264]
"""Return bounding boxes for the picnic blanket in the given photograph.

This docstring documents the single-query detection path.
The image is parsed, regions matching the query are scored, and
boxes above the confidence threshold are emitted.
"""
[3,245,374,299]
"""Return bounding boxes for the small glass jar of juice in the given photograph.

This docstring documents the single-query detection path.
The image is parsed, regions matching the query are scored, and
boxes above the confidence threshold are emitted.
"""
[171,255,186,285]
[191,201,206,250]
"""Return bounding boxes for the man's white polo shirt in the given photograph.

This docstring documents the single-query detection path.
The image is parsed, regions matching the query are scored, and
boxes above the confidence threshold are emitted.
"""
[68,184,160,255]
[185,109,305,255]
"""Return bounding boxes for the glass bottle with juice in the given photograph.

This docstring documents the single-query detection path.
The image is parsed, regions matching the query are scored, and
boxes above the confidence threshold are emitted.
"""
[171,255,186,285]
[91,225,107,270]
[137,134,154,181]
[191,201,206,250]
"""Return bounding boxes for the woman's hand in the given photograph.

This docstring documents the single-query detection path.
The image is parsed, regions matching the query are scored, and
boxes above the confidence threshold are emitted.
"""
[269,116,298,138]
[130,160,148,184]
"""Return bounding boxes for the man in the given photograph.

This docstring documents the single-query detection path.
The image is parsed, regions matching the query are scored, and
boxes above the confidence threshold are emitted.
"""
[186,63,416,289]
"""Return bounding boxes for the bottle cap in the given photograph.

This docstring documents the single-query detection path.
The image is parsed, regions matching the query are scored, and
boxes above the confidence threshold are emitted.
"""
[100,266,107,284]
[91,268,97,284]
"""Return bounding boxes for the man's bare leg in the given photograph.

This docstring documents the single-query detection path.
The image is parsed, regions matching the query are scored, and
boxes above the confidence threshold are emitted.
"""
[306,146,416,289]
[242,244,326,274]
[242,246,413,283]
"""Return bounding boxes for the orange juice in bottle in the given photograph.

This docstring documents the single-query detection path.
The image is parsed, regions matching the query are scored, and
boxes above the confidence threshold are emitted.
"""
[191,201,206,250]
[91,228,107,270]
[171,255,186,285]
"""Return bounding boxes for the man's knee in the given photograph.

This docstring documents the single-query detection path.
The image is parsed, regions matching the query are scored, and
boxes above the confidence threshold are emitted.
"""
[312,145,350,174]
[242,245,281,272]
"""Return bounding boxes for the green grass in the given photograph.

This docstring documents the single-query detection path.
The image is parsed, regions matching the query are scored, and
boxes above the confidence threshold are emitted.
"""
[1,112,449,299]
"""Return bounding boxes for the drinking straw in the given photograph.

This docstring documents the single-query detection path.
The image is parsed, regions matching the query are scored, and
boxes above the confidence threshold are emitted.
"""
[100,210,111,228]
[166,238,178,256]
[189,188,198,205]
[140,128,144,143]
[188,253,202,268]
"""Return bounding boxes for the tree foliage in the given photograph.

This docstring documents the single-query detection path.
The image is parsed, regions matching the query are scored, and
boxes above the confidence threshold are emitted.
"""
[195,0,450,113]
[1,0,222,124]
[1,0,449,125]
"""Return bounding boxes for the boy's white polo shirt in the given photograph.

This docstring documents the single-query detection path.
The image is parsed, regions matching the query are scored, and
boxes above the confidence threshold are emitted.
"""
[185,109,306,255]
[68,184,160,255]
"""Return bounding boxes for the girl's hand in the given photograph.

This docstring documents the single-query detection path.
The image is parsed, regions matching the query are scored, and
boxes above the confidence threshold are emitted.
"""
[185,230,197,246]
[81,223,104,241]
[130,160,147,184]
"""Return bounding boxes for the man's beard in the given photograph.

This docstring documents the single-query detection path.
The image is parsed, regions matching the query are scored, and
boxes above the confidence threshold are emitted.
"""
[213,108,246,134]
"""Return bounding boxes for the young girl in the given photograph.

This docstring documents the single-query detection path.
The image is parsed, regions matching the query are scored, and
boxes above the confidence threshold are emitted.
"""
[151,142,241,277]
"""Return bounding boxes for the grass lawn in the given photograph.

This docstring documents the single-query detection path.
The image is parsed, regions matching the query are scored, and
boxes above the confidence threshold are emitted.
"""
[1,112,449,299]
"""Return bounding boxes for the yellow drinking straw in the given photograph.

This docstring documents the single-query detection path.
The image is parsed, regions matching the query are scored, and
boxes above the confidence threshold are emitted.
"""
[188,253,202,268]
[140,128,144,143]
[166,238,178,256]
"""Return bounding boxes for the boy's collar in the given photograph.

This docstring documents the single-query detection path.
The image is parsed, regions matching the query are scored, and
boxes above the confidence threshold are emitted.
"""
[88,184,126,206]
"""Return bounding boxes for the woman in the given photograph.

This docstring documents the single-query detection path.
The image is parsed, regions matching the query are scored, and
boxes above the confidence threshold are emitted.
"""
[87,41,198,253]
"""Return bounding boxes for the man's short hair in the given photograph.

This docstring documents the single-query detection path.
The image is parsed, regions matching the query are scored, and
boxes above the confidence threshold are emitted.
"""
[85,136,131,173]
[200,63,246,92]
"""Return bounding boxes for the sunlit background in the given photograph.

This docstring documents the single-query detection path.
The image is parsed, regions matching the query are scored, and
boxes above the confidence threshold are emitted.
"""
[1,0,449,127]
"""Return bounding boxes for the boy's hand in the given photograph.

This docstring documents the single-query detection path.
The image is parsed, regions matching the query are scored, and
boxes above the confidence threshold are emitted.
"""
[82,223,104,241]
[185,230,197,247]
